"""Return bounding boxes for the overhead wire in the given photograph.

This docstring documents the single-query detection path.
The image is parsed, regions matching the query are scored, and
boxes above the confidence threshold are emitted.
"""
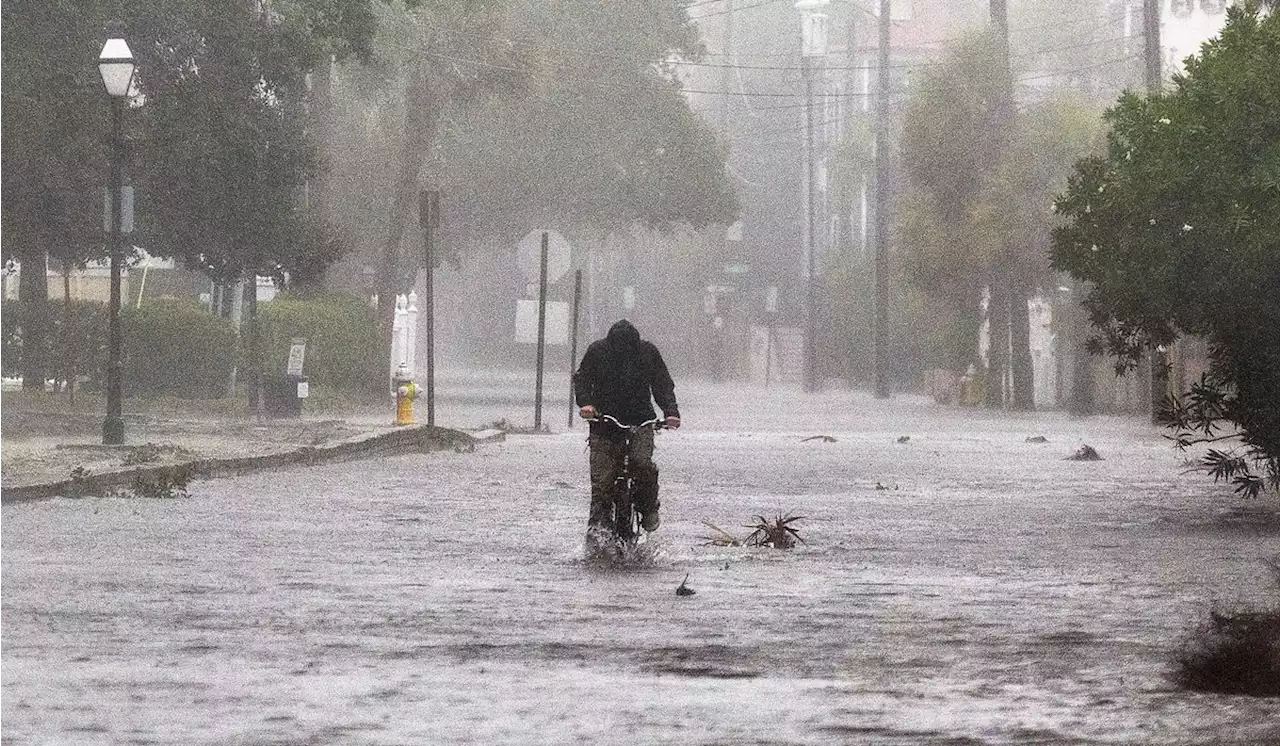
[686,0,781,21]
[406,40,1142,102]
[722,53,1140,148]
[416,16,1143,75]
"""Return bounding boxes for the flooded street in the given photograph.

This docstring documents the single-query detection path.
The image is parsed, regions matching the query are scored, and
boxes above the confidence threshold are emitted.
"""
[4,382,1280,745]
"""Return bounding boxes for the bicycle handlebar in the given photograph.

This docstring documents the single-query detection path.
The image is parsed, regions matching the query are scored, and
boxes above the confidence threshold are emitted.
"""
[590,414,665,431]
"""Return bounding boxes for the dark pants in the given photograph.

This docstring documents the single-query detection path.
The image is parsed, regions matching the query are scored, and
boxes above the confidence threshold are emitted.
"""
[588,429,658,529]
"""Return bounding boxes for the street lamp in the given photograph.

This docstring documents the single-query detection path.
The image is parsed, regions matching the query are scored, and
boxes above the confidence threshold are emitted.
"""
[796,0,829,393]
[99,30,135,445]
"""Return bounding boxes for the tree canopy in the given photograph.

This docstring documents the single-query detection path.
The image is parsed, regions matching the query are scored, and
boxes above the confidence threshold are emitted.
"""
[898,32,1102,379]
[437,0,738,237]
[324,0,737,263]
[1051,3,1280,495]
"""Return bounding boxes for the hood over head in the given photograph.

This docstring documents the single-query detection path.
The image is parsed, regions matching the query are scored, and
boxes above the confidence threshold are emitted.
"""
[606,319,641,350]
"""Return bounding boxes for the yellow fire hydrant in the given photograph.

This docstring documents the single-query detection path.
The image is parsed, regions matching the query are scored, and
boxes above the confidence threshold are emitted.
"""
[393,364,418,425]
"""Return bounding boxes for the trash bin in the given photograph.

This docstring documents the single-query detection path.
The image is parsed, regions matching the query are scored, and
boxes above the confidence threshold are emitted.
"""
[263,374,305,418]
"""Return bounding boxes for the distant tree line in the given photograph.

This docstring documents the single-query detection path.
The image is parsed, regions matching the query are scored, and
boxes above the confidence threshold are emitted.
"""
[1,0,738,394]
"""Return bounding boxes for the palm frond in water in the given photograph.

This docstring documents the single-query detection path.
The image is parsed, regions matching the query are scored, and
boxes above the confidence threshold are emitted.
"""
[744,513,806,549]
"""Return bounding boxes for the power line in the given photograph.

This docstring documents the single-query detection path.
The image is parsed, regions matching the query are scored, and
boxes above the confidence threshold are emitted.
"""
[411,43,1139,104]
[672,33,1142,72]
[720,54,1140,146]
[418,17,1143,76]
[687,0,781,21]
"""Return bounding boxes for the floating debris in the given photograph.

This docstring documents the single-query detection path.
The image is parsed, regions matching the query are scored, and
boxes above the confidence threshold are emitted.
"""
[1067,444,1104,461]
[801,435,837,443]
[1026,435,1049,443]
[699,521,742,547]
[745,513,806,549]
[896,435,911,444]
[676,574,695,596]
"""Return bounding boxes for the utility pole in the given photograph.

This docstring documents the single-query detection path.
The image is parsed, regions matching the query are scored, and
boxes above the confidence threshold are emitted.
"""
[1144,0,1169,424]
[803,52,819,393]
[991,0,1034,410]
[797,1,829,393]
[720,0,734,134]
[871,0,891,399]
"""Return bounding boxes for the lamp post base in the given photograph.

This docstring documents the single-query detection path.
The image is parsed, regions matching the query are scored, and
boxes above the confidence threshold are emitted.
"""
[102,416,125,445]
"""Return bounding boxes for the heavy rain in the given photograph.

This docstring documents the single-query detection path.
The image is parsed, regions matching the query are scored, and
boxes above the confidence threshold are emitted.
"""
[3,0,1279,744]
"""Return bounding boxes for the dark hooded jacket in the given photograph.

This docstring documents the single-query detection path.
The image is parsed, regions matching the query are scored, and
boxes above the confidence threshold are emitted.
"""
[574,319,679,431]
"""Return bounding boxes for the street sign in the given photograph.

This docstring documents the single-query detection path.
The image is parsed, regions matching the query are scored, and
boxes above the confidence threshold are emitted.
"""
[515,300,570,345]
[517,230,571,284]
[286,337,307,377]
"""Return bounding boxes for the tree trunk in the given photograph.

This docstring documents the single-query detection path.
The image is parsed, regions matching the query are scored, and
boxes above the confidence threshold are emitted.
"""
[984,271,1008,409]
[62,264,76,405]
[378,55,438,335]
[18,244,48,391]
[292,55,337,299]
[1064,283,1095,416]
[246,277,264,416]
[1008,274,1034,410]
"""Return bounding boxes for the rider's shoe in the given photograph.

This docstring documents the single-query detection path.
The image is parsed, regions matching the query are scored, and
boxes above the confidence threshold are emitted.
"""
[641,509,660,532]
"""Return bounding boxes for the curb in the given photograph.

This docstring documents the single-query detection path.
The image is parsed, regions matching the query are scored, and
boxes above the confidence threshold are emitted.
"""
[1,424,502,504]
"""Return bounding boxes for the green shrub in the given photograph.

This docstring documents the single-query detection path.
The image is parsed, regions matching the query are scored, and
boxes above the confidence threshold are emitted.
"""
[122,299,237,399]
[1,299,108,387]
[56,300,109,389]
[1174,558,1280,697]
[1,306,16,377]
[259,293,385,395]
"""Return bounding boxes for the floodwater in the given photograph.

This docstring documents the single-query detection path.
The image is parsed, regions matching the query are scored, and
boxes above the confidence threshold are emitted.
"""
[4,381,1280,745]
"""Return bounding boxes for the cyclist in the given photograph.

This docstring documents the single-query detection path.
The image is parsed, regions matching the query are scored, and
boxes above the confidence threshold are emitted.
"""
[573,319,681,534]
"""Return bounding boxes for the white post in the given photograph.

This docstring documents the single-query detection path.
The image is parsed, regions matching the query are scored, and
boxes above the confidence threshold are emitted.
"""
[405,290,419,379]
[390,293,408,391]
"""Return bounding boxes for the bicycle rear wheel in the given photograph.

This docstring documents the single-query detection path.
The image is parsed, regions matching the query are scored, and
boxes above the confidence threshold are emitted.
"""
[613,476,638,541]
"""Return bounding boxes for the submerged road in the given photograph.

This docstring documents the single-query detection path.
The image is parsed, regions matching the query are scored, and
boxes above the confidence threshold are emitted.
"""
[4,382,1280,744]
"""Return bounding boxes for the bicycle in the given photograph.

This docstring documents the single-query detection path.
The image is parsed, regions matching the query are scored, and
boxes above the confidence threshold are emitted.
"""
[586,414,665,555]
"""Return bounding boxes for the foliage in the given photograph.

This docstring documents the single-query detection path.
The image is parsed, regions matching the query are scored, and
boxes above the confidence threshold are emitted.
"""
[0,2,119,389]
[699,521,743,547]
[324,0,738,279]
[744,513,806,549]
[822,252,960,385]
[133,0,357,285]
[67,466,92,499]
[1,2,376,389]
[1052,4,1280,494]
[899,32,1103,377]
[259,293,385,394]
[121,299,238,399]
[0,299,109,388]
[1174,557,1280,696]
[1161,372,1280,499]
[130,465,194,499]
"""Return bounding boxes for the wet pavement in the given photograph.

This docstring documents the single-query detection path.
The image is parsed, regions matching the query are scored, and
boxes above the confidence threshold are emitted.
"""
[3,379,1280,744]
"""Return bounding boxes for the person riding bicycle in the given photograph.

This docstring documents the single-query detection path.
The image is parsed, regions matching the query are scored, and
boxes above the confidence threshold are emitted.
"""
[573,319,681,534]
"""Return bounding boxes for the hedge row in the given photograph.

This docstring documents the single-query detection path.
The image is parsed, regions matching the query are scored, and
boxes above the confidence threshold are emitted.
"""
[1,293,386,398]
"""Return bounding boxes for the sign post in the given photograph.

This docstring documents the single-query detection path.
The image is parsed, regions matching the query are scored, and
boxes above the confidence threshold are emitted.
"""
[533,232,550,431]
[419,190,440,426]
[567,269,583,429]
[517,229,572,432]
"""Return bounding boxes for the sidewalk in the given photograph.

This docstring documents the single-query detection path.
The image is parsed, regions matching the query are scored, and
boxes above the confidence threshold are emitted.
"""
[0,367,587,497]
[0,396,511,502]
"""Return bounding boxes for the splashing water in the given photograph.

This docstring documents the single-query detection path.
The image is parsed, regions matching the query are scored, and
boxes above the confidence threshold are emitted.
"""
[582,527,666,568]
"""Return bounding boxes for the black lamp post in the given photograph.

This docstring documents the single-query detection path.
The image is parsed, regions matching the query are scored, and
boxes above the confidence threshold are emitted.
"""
[98,31,135,445]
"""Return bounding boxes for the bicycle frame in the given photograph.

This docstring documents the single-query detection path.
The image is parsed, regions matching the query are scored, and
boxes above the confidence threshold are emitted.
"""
[592,415,664,542]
